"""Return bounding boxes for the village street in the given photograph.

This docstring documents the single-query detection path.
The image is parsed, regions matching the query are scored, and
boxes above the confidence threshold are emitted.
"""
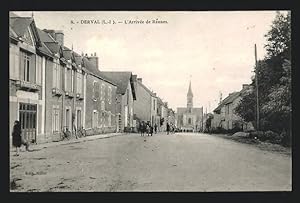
[10,133,291,192]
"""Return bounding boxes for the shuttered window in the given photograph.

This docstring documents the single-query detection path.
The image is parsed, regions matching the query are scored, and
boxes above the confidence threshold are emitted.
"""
[9,44,19,80]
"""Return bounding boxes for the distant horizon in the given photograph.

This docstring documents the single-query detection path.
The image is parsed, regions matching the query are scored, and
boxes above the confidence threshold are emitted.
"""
[12,11,284,112]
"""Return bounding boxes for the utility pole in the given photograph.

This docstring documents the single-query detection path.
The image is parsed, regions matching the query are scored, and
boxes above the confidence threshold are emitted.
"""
[255,44,260,131]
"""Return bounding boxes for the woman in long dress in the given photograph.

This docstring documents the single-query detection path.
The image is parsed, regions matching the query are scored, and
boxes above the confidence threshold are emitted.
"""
[12,121,22,156]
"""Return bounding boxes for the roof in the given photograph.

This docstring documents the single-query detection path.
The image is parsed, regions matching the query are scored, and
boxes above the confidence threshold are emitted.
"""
[81,58,116,86]
[135,79,156,97]
[10,17,33,37]
[101,71,136,99]
[213,92,240,112]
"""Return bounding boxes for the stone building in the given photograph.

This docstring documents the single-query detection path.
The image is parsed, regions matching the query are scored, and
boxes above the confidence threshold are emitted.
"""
[132,76,159,130]
[176,81,203,132]
[83,55,118,134]
[211,84,254,131]
[9,15,45,144]
[101,72,136,132]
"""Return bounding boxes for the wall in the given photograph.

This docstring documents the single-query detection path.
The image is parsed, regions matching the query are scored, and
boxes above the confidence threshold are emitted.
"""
[133,81,151,122]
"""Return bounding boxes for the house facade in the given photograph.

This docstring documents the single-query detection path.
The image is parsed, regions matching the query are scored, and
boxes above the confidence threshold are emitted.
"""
[211,84,254,131]
[101,72,136,132]
[9,13,119,145]
[9,16,46,144]
[83,55,118,134]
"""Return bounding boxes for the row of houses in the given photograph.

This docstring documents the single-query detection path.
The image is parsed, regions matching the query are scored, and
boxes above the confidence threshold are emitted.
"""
[209,84,254,131]
[9,13,175,144]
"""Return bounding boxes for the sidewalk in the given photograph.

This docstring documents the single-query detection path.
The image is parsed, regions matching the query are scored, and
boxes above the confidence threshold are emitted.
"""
[10,132,125,152]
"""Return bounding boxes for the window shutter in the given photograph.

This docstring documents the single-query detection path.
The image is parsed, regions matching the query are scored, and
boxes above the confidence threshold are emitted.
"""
[14,47,19,80]
[20,51,25,81]
[52,63,56,88]
[30,55,36,83]
[9,45,15,79]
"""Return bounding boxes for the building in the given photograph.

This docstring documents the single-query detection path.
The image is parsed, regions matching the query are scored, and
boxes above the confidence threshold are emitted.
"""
[101,71,136,132]
[83,54,118,134]
[211,84,254,131]
[9,12,118,145]
[9,15,45,144]
[132,76,159,130]
[176,81,203,132]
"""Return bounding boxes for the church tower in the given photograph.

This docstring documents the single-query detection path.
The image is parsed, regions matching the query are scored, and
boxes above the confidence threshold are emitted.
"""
[187,80,193,111]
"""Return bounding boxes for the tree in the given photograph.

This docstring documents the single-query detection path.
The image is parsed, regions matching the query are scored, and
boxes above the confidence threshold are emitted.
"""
[235,89,256,125]
[264,11,291,60]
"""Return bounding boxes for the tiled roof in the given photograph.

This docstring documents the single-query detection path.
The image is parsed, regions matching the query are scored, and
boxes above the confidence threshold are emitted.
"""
[44,42,60,54]
[101,71,136,98]
[9,17,33,37]
[213,92,240,112]
[82,58,116,86]
[135,79,156,97]
[37,28,54,43]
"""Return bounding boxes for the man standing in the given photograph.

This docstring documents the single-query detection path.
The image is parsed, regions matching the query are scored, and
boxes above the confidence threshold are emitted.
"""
[154,123,157,134]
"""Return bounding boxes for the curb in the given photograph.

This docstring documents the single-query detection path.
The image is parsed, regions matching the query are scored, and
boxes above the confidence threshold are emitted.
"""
[10,133,124,152]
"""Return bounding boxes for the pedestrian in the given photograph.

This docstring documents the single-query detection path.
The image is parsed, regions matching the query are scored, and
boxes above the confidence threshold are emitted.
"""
[146,124,150,136]
[154,123,157,134]
[166,123,170,135]
[12,121,22,156]
[150,125,153,136]
[140,121,145,136]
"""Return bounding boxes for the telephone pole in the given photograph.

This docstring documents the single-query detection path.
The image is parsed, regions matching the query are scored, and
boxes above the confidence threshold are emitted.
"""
[255,44,260,131]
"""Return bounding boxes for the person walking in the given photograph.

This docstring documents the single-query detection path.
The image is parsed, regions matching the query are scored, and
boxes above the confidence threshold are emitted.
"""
[150,125,153,136]
[12,121,22,156]
[154,123,157,134]
[166,123,170,135]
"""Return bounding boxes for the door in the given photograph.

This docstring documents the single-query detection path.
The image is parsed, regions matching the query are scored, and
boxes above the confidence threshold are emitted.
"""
[19,103,37,143]
[77,110,81,129]
[66,109,70,131]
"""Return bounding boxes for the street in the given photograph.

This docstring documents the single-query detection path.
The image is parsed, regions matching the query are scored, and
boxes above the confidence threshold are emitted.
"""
[10,132,292,192]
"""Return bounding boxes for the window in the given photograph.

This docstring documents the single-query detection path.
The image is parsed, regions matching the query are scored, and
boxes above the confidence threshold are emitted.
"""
[108,86,112,104]
[92,110,99,128]
[101,101,105,111]
[52,106,60,132]
[77,72,82,94]
[52,61,60,89]
[71,69,74,92]
[23,52,30,81]
[188,118,192,124]
[101,83,105,100]
[93,81,99,100]
[108,112,111,126]
[64,67,72,92]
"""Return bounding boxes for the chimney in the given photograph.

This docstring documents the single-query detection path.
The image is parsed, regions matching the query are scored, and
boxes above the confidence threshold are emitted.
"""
[242,84,250,90]
[87,53,99,70]
[137,78,142,83]
[54,30,64,46]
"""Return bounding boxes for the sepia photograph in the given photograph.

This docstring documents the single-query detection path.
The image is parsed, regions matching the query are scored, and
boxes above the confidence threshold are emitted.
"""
[9,10,291,192]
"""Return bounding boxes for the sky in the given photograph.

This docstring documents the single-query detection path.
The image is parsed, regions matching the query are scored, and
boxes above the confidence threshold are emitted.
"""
[12,11,285,112]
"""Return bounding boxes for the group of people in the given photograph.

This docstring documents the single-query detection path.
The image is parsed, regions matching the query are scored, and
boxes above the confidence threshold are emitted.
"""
[139,121,176,136]
[139,121,157,136]
[12,120,30,156]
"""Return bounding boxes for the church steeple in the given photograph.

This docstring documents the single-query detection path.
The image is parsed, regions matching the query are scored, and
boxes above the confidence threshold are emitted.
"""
[187,80,193,109]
